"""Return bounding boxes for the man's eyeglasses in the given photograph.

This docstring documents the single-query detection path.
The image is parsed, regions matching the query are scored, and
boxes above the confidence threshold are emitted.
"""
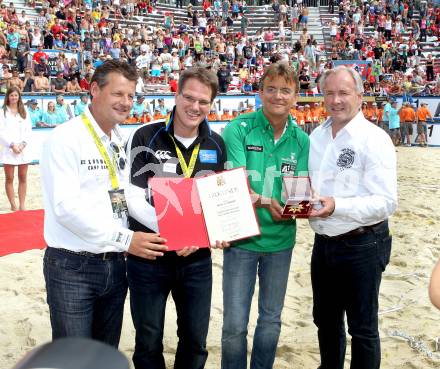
[263,87,295,97]
[180,94,211,108]
[110,142,126,171]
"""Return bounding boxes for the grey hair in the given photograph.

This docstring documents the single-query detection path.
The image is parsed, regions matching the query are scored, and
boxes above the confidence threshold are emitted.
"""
[319,66,364,94]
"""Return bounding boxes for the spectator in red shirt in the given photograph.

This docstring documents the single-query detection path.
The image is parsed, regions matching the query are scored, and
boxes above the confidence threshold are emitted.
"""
[50,18,64,37]
[168,73,178,92]
[32,44,48,65]
[79,72,91,91]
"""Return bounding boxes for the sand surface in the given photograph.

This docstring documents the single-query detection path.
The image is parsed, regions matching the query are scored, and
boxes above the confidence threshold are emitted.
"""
[1,146,440,369]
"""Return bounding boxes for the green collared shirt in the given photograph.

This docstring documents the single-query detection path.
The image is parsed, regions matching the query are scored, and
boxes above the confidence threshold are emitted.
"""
[222,108,310,252]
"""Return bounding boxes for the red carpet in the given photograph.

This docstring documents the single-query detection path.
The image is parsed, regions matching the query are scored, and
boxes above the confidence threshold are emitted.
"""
[0,209,45,256]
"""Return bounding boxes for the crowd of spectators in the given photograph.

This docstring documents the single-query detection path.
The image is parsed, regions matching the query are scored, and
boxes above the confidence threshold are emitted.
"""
[323,0,440,96]
[0,0,438,125]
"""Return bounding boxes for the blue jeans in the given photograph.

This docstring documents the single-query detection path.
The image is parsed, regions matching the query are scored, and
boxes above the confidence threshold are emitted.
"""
[127,252,212,369]
[311,221,392,369]
[221,247,293,369]
[43,247,127,347]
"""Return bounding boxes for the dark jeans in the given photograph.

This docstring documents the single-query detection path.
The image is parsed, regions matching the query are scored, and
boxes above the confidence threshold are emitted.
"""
[43,247,128,348]
[127,252,212,369]
[311,221,392,369]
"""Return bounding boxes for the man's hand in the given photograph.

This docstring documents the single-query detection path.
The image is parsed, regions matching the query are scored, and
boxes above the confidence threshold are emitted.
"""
[252,191,288,222]
[176,246,199,257]
[211,240,231,249]
[309,196,335,218]
[265,198,286,221]
[128,232,168,260]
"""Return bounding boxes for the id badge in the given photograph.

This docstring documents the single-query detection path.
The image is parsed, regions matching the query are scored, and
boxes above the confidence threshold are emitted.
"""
[108,189,128,219]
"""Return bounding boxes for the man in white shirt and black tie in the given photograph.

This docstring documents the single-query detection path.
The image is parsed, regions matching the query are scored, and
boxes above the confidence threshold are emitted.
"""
[308,66,397,369]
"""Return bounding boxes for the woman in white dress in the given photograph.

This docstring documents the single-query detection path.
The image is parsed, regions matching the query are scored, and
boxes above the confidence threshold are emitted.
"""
[0,87,32,211]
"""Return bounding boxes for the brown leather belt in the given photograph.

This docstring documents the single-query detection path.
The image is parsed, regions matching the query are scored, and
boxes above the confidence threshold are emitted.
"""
[318,221,385,241]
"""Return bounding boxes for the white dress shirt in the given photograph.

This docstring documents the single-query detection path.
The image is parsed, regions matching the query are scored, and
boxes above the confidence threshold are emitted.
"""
[309,111,397,237]
[40,106,133,253]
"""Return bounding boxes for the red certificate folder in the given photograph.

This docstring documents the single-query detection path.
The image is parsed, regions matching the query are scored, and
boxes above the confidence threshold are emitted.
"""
[149,177,209,251]
[150,168,260,251]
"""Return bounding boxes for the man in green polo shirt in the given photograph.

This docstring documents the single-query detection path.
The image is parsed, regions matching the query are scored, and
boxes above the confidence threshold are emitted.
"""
[221,61,309,369]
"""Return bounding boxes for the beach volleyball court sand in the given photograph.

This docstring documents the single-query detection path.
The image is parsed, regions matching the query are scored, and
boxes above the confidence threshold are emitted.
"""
[1,146,439,368]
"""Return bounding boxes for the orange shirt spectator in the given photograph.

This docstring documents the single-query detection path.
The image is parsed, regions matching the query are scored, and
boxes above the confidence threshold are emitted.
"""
[290,107,298,121]
[366,107,376,122]
[321,105,329,121]
[304,105,313,123]
[296,107,306,126]
[244,104,255,113]
[377,107,384,122]
[207,110,220,121]
[362,103,370,119]
[370,104,380,123]
[124,116,138,124]
[399,104,416,122]
[220,109,233,121]
[311,104,322,124]
[153,111,165,120]
[417,104,433,122]
[140,112,152,124]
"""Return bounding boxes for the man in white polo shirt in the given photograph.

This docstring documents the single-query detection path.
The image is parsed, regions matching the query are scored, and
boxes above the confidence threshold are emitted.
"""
[308,66,397,369]
[40,60,167,347]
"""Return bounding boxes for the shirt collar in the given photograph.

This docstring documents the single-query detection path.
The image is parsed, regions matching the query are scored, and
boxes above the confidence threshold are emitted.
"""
[83,105,109,142]
[322,110,364,137]
[256,107,295,132]
[165,105,211,139]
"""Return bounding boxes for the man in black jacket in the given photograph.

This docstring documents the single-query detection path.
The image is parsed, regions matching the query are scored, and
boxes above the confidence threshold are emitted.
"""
[126,67,228,369]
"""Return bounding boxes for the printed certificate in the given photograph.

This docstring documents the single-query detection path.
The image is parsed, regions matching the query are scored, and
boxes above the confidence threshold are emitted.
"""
[195,167,260,243]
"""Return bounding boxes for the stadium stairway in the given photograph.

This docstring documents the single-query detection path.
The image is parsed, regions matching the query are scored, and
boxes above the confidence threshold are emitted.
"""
[9,0,327,54]
[10,0,39,22]
[106,3,326,51]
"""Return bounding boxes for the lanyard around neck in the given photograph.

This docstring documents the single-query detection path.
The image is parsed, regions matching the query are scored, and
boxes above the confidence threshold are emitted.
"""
[81,113,119,190]
[165,114,200,178]
[169,135,200,178]
[165,115,200,178]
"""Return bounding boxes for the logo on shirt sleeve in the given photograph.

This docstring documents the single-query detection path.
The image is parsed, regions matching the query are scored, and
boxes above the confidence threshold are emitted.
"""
[337,148,355,170]
[199,150,218,163]
[246,145,263,152]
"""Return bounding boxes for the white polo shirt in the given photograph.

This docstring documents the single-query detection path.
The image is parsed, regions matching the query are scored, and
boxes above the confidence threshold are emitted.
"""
[309,111,398,237]
[41,106,133,253]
